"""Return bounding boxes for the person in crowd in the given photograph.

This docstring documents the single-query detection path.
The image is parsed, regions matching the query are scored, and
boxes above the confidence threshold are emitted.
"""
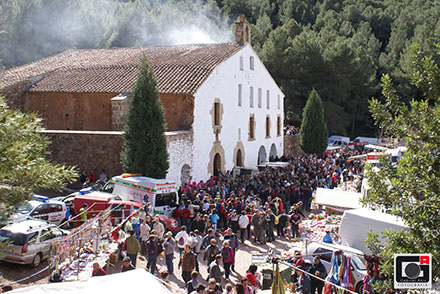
[223,283,233,294]
[241,278,253,294]
[208,278,222,294]
[131,213,141,241]
[146,234,159,274]
[322,230,333,244]
[92,262,106,276]
[235,283,245,294]
[125,230,140,268]
[180,244,196,283]
[245,264,260,293]
[121,256,135,272]
[152,216,165,240]
[228,210,239,233]
[140,218,151,256]
[201,228,217,249]
[187,271,201,294]
[251,211,262,243]
[308,256,327,294]
[209,209,220,231]
[191,213,206,233]
[208,254,224,283]
[163,231,177,275]
[265,208,276,242]
[295,266,311,294]
[221,240,234,280]
[176,225,190,256]
[79,203,88,225]
[289,207,302,240]
[204,239,220,266]
[191,284,207,294]
[238,211,249,243]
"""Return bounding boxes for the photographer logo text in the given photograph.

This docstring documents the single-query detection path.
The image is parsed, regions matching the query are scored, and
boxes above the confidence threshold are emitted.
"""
[394,254,432,289]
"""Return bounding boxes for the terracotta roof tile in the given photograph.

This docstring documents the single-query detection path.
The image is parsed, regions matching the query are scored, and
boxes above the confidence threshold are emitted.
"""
[0,43,243,95]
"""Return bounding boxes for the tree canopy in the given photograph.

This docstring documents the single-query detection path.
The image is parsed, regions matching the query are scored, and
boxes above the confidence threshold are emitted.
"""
[121,59,169,178]
[0,95,77,222]
[364,43,440,291]
[1,0,440,137]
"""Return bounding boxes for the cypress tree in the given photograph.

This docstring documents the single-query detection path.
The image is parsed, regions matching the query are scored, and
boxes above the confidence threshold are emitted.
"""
[121,58,169,178]
[300,89,328,154]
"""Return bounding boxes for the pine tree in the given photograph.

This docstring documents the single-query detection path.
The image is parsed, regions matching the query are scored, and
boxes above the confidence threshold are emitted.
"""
[0,95,77,222]
[300,89,328,154]
[121,58,169,178]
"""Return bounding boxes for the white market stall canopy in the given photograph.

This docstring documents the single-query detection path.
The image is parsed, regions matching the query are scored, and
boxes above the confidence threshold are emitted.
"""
[314,187,363,210]
[10,269,171,294]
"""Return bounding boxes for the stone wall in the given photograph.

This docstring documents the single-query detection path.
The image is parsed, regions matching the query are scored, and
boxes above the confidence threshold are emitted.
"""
[283,134,304,157]
[42,130,194,186]
[111,94,128,131]
[1,81,32,111]
[41,130,124,181]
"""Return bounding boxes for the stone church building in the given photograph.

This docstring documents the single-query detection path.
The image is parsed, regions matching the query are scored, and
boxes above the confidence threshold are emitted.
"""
[0,16,284,185]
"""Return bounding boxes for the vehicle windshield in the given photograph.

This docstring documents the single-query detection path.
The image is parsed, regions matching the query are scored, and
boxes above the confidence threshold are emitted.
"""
[155,192,177,207]
[15,202,35,214]
[350,254,366,271]
[0,230,28,245]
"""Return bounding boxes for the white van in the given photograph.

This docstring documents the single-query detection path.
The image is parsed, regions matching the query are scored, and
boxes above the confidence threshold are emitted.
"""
[339,208,407,253]
[352,137,378,145]
[328,135,350,147]
[102,174,179,217]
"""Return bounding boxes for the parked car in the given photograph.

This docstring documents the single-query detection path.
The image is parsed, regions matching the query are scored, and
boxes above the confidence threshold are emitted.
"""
[7,196,68,227]
[0,219,68,267]
[302,242,367,293]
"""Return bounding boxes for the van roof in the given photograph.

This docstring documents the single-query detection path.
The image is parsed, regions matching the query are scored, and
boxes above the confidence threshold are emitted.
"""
[74,191,121,201]
[112,176,176,185]
[343,208,407,227]
[2,219,52,233]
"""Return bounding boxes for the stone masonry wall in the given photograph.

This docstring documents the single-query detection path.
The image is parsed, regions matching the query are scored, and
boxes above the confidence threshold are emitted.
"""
[283,134,304,157]
[42,131,124,182]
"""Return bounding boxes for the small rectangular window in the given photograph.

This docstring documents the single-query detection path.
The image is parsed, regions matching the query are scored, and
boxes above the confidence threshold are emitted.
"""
[249,115,255,140]
[238,84,242,106]
[266,90,270,109]
[266,116,270,138]
[240,56,244,71]
[250,56,255,70]
[214,102,220,126]
[250,87,254,108]
[277,116,281,136]
[258,88,262,108]
[277,94,280,109]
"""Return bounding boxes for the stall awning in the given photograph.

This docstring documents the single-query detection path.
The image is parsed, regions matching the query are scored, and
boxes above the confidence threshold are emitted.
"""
[314,188,363,210]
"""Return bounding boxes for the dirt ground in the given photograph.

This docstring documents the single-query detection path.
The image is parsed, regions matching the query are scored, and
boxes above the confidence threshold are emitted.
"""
[0,235,297,293]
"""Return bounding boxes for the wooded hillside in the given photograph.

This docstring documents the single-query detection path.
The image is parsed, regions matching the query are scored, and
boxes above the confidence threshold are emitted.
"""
[1,0,439,136]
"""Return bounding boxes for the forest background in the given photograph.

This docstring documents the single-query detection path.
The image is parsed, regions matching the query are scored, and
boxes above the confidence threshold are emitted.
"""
[1,0,439,137]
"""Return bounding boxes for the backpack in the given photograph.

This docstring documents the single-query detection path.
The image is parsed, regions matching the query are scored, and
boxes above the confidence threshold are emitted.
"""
[274,215,279,225]
[179,236,185,246]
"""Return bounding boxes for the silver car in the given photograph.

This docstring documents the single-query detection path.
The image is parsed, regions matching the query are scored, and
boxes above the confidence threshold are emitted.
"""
[0,219,68,267]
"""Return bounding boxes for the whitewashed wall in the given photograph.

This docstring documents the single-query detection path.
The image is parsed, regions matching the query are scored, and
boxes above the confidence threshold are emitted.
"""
[192,44,284,181]
[165,131,194,186]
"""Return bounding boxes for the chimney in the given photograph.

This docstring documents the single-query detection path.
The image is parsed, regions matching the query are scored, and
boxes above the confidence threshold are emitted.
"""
[235,14,251,44]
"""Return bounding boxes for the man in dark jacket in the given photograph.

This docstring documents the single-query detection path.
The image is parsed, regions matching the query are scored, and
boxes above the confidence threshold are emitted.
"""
[308,256,327,294]
[190,213,206,233]
[146,235,158,274]
[208,255,223,283]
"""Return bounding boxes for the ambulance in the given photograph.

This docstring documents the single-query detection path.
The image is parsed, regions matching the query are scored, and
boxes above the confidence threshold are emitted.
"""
[102,174,179,218]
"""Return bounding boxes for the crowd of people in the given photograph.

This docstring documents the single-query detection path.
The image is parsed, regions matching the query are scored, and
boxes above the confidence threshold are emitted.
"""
[284,124,299,136]
[89,148,366,294]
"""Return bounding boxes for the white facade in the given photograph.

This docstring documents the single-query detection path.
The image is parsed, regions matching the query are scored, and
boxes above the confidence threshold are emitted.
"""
[190,44,284,182]
[166,44,284,185]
